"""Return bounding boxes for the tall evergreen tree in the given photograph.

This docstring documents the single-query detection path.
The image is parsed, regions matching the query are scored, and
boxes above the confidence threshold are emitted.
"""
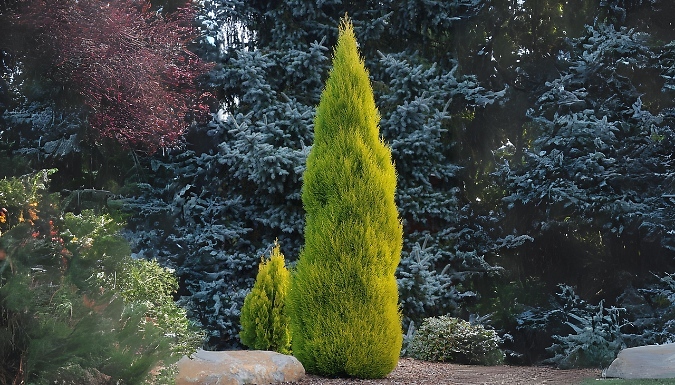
[127,1,505,347]
[496,21,675,298]
[287,18,402,379]
[128,0,675,353]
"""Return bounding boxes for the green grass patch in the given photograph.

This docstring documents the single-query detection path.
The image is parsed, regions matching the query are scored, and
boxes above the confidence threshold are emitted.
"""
[582,379,675,385]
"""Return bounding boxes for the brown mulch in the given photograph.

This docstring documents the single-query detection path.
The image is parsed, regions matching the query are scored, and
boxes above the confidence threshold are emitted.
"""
[282,358,602,385]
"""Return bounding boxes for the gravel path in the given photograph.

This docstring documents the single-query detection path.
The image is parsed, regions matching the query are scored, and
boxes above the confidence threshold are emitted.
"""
[282,358,601,385]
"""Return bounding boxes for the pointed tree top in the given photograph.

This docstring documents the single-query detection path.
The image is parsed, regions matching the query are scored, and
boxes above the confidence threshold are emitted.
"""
[332,15,364,78]
[314,15,379,146]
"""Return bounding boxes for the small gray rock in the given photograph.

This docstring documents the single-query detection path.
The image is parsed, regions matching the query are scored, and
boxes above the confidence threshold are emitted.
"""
[605,344,675,379]
[175,350,305,385]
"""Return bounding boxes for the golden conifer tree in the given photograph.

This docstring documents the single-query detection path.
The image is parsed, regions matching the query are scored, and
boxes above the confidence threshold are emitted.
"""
[240,242,291,354]
[287,17,403,379]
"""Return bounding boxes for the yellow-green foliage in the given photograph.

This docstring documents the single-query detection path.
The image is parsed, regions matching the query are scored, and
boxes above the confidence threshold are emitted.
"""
[239,241,291,354]
[287,17,403,379]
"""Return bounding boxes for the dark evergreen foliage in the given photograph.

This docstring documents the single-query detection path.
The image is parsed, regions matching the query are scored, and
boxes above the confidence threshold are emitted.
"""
[2,0,675,369]
[125,0,510,348]
[496,21,675,300]
[491,1,675,365]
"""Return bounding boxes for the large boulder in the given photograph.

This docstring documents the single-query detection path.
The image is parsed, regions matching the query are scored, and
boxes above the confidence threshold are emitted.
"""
[605,344,675,379]
[175,350,305,385]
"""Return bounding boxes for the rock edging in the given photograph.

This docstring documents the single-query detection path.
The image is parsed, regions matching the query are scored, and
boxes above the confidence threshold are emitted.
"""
[175,349,305,385]
[605,344,675,379]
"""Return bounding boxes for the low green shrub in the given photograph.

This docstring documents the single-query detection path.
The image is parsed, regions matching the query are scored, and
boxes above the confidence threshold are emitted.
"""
[406,315,504,365]
[239,241,291,354]
[0,171,202,385]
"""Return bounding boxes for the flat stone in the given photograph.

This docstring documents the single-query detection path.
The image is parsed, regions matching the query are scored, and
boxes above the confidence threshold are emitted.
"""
[605,344,675,379]
[175,350,305,385]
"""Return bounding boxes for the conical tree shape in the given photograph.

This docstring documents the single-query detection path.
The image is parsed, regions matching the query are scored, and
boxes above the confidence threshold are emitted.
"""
[239,241,292,354]
[287,17,403,379]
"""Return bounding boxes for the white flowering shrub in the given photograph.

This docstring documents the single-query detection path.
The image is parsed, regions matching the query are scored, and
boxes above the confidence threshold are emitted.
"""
[406,315,504,365]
